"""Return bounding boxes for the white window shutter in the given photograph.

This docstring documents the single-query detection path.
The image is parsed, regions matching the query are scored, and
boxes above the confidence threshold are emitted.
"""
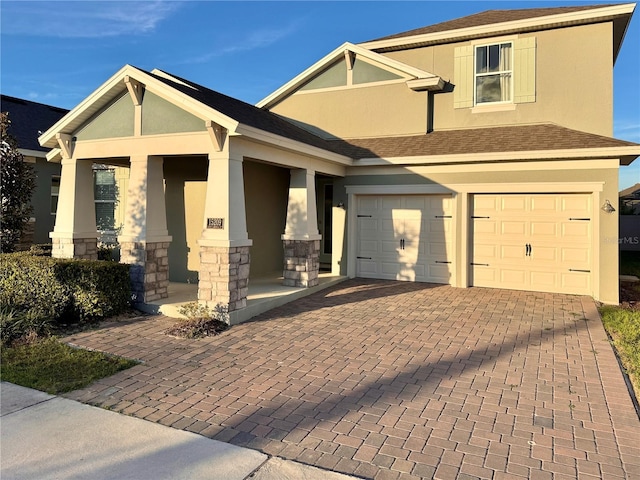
[454,45,474,108]
[514,37,536,103]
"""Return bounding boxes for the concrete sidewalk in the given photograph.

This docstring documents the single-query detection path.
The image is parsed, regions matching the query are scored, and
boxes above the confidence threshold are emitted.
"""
[0,382,357,480]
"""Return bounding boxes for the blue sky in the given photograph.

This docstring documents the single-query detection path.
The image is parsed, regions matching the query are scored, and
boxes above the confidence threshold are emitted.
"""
[1,0,639,188]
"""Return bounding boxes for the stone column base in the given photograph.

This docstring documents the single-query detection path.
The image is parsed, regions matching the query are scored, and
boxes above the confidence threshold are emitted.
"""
[51,236,98,260]
[283,239,320,288]
[199,245,250,312]
[120,241,170,303]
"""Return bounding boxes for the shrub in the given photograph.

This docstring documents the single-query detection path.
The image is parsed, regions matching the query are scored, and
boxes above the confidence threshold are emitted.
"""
[0,253,132,327]
[165,302,230,339]
[0,305,54,345]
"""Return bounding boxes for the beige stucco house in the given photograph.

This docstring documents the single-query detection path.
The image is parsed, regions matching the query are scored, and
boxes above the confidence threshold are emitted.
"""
[39,3,640,314]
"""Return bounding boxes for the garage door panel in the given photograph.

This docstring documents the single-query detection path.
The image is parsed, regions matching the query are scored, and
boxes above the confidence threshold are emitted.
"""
[530,221,558,237]
[562,222,589,237]
[530,195,558,213]
[501,221,527,236]
[501,195,528,212]
[561,272,590,290]
[471,193,592,296]
[357,194,453,284]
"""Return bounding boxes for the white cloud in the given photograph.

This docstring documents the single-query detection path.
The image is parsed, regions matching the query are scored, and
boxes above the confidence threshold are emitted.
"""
[614,121,640,143]
[2,1,182,38]
[174,20,304,65]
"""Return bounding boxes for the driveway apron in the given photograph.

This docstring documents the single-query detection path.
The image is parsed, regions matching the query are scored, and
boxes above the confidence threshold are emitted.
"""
[64,279,640,480]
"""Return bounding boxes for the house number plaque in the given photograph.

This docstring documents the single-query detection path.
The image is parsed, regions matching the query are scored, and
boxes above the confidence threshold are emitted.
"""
[207,218,224,229]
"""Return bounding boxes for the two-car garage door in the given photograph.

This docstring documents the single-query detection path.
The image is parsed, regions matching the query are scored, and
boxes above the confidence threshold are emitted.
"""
[355,193,593,296]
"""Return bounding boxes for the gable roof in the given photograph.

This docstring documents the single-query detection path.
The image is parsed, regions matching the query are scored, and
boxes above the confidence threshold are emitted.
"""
[38,65,351,164]
[335,124,640,165]
[619,183,640,198]
[256,42,444,109]
[1,94,68,154]
[360,3,635,62]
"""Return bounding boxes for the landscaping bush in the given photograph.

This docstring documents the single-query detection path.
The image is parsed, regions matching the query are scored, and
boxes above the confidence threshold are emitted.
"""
[0,253,132,337]
[0,305,54,345]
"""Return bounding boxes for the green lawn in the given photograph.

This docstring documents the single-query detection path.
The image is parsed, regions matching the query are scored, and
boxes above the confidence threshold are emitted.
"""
[0,337,137,395]
[599,251,640,399]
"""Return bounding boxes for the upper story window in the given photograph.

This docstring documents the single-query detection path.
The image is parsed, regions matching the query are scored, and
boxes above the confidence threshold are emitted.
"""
[454,38,535,110]
[474,42,513,105]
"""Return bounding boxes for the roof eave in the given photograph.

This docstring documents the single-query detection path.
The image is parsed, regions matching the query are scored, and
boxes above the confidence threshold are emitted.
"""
[359,3,637,53]
[352,146,640,166]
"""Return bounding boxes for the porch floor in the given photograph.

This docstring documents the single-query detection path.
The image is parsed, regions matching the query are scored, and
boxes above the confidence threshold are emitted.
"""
[139,273,347,325]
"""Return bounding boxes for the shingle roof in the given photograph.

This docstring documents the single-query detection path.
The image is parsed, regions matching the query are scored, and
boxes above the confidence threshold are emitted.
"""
[368,4,618,42]
[619,183,640,198]
[334,124,639,159]
[140,69,350,157]
[1,94,69,152]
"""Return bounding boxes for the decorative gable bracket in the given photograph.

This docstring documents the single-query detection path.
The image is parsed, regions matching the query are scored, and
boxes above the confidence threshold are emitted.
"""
[206,120,228,152]
[56,133,74,159]
[124,75,144,106]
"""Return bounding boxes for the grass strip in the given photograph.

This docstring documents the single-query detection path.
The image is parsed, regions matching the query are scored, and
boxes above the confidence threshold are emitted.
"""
[0,337,137,395]
[600,305,640,397]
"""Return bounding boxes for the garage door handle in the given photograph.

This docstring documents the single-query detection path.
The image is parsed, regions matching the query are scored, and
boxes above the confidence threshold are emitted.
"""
[569,217,590,221]
[435,261,451,264]
[357,256,372,260]
[569,269,590,273]
[400,239,405,250]
[471,263,489,266]
[435,215,452,218]
[526,244,532,256]
[472,216,490,219]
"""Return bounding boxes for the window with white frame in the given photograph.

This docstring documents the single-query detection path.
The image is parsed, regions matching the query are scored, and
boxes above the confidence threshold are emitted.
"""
[94,167,117,231]
[475,42,513,105]
[50,176,60,215]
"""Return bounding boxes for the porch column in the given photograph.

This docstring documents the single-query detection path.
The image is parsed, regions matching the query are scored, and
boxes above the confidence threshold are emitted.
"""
[118,155,172,303]
[282,168,321,287]
[49,158,98,260]
[198,150,252,312]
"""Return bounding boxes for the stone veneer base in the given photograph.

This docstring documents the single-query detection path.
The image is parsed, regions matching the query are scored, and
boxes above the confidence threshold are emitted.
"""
[51,236,98,260]
[283,239,320,288]
[198,245,251,312]
[120,241,170,303]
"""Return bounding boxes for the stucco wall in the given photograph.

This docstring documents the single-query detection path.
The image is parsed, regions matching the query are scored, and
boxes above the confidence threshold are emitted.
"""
[164,156,208,284]
[30,157,61,244]
[269,81,428,139]
[243,160,290,277]
[383,22,613,136]
[270,22,613,140]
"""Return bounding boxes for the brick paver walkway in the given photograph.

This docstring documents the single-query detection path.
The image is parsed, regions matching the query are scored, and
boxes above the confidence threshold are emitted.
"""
[64,279,640,480]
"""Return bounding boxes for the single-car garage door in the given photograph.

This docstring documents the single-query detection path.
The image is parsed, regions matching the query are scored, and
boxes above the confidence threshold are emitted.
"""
[471,193,592,295]
[356,195,453,284]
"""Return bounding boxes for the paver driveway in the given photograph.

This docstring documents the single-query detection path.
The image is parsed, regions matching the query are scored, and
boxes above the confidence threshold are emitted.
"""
[64,279,640,480]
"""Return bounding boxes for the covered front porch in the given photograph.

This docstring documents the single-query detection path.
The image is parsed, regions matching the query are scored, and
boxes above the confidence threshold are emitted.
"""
[37,65,350,324]
[140,273,346,324]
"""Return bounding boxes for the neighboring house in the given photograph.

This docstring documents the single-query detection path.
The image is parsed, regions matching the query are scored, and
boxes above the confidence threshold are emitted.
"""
[619,183,640,214]
[1,95,125,248]
[1,95,67,245]
[38,3,640,310]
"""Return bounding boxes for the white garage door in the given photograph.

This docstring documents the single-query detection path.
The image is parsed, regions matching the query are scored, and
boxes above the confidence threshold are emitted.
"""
[356,195,453,284]
[471,194,592,295]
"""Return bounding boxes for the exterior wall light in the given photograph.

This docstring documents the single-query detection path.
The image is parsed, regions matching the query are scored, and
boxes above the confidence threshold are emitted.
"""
[601,200,616,213]
[337,202,345,209]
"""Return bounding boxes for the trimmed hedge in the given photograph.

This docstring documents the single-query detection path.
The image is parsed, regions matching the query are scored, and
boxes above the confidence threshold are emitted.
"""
[0,253,131,323]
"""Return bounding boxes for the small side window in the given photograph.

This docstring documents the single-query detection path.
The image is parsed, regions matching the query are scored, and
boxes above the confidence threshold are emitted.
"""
[51,176,60,215]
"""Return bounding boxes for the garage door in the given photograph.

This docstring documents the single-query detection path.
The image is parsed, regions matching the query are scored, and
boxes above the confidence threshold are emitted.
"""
[471,194,592,295]
[356,195,453,283]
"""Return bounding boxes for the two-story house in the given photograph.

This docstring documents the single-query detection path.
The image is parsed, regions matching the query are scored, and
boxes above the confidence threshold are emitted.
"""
[38,3,640,318]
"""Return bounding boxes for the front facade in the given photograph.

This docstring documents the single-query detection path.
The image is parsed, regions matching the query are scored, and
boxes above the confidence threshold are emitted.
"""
[39,3,639,311]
